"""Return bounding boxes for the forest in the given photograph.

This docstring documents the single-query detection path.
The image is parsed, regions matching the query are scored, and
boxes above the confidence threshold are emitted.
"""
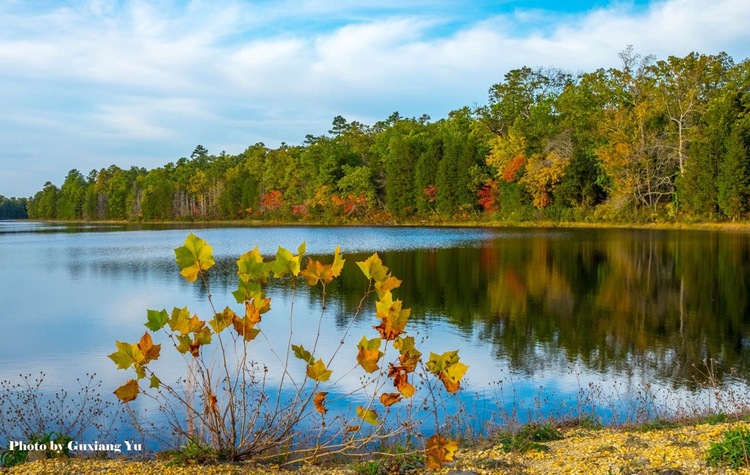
[10,49,750,223]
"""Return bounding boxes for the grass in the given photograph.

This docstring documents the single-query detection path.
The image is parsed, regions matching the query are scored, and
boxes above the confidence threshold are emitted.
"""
[706,426,750,469]
[495,422,564,453]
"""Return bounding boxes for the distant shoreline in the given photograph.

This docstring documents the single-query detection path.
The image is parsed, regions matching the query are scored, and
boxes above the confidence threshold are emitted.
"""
[11,218,750,233]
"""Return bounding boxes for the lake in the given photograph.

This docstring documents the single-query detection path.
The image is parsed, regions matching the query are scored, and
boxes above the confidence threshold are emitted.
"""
[1,222,750,449]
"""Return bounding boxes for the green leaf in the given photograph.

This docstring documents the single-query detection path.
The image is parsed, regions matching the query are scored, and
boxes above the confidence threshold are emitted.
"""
[108,341,144,370]
[174,233,215,282]
[236,247,268,283]
[297,242,306,258]
[134,364,146,380]
[195,327,212,346]
[270,246,301,278]
[292,344,315,365]
[232,280,262,303]
[144,309,169,332]
[149,375,160,389]
[175,334,192,354]
[426,350,460,374]
[356,406,379,426]
[210,307,236,333]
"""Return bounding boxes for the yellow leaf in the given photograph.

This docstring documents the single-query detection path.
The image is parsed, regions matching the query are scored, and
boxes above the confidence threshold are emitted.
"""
[374,275,401,298]
[330,246,345,277]
[236,247,268,283]
[427,351,469,394]
[175,334,192,354]
[356,336,383,373]
[108,340,144,370]
[425,434,459,469]
[374,293,410,341]
[137,332,161,364]
[270,246,301,277]
[210,307,236,333]
[356,406,378,426]
[232,315,260,342]
[169,307,206,335]
[174,233,215,282]
[394,336,421,373]
[245,297,271,324]
[307,359,332,382]
[292,344,315,365]
[301,247,346,286]
[114,379,140,403]
[356,253,388,282]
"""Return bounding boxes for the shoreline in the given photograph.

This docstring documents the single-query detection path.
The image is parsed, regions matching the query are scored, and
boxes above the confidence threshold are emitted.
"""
[9,218,750,233]
[3,419,749,474]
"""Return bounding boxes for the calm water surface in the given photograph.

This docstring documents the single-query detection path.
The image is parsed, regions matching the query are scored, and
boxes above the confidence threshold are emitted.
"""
[2,222,750,443]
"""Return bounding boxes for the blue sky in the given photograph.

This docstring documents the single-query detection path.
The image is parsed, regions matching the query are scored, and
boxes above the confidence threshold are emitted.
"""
[1,0,749,198]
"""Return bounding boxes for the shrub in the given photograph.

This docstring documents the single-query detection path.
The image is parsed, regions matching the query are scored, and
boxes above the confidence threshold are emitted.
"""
[110,234,468,468]
[0,373,120,466]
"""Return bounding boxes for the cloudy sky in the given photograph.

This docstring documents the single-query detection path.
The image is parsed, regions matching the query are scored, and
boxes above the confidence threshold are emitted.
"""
[2,0,750,198]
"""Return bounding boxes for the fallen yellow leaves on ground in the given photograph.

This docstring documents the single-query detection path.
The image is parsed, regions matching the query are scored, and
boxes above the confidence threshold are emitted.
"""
[454,420,750,474]
[4,421,750,474]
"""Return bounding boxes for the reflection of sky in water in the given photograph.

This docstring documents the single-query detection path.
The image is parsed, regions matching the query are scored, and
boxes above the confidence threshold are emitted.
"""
[1,221,748,448]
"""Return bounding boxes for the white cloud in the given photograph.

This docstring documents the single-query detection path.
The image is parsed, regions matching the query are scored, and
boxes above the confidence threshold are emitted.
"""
[1,0,750,197]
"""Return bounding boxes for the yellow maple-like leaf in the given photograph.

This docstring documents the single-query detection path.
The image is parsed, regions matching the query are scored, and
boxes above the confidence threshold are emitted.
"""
[137,332,161,364]
[245,296,271,324]
[374,275,401,299]
[302,247,346,286]
[113,379,140,403]
[108,340,144,370]
[356,253,388,282]
[300,258,328,286]
[374,293,410,341]
[438,361,469,394]
[232,315,260,342]
[306,359,332,382]
[426,351,469,394]
[330,246,345,277]
[174,233,215,282]
[210,307,236,333]
[425,434,459,469]
[394,336,421,373]
[356,406,378,426]
[356,336,383,373]
[170,308,206,336]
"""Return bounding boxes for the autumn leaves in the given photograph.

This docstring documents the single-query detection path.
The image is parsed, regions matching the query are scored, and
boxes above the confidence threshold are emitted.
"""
[109,233,468,469]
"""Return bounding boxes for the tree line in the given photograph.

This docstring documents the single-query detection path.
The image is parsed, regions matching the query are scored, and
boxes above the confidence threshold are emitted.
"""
[15,48,750,223]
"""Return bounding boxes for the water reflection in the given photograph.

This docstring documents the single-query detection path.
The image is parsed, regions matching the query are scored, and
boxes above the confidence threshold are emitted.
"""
[2,222,750,442]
